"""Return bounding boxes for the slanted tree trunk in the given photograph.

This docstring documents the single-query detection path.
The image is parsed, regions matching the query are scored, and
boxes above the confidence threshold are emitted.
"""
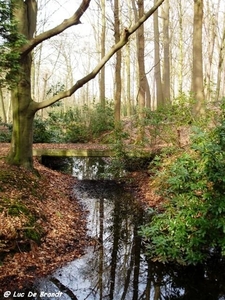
[192,0,205,115]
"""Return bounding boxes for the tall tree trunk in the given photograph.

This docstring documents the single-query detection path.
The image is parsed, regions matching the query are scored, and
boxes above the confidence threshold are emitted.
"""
[154,0,164,107]
[0,88,7,123]
[192,0,205,115]
[100,0,106,107]
[136,0,147,142]
[132,0,151,142]
[114,0,122,125]
[216,14,225,101]
[7,0,36,169]
[132,0,151,111]
[8,60,36,169]
[125,0,132,116]
[162,0,170,103]
[177,1,184,94]
[205,0,220,101]
[137,0,146,112]
[125,42,132,116]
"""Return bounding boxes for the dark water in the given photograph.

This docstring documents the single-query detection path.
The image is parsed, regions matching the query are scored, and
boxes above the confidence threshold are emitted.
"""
[41,156,116,179]
[33,157,225,300]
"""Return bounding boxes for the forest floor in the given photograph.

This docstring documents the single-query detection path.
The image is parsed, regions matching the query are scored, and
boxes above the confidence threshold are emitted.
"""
[0,143,159,294]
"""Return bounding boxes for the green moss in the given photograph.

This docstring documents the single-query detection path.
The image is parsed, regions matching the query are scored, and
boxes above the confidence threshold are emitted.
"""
[8,202,29,216]
[24,227,42,243]
[0,198,43,244]
[0,170,15,187]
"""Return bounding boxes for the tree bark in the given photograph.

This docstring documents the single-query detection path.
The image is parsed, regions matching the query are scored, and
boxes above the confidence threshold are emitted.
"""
[137,0,147,111]
[100,0,106,107]
[8,56,36,169]
[125,42,132,116]
[114,0,122,125]
[204,0,220,101]
[154,0,164,107]
[192,0,205,115]
[162,0,170,103]
[177,1,184,94]
[8,0,36,169]
[132,0,151,111]
[216,15,225,101]
[0,88,7,123]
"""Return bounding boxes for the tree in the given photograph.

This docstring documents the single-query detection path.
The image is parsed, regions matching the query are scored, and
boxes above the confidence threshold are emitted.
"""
[99,0,106,108]
[2,0,165,170]
[153,0,164,107]
[0,88,7,123]
[162,0,170,103]
[113,0,122,125]
[192,0,205,115]
[132,0,151,111]
[216,12,225,101]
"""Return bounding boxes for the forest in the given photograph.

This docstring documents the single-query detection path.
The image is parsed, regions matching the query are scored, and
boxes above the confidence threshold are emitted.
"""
[1,0,225,297]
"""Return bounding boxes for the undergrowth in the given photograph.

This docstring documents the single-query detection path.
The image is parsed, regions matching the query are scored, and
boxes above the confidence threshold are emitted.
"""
[140,107,225,264]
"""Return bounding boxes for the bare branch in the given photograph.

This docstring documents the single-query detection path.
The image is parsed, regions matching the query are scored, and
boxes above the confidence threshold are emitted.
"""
[128,0,165,35]
[21,0,91,56]
[33,0,165,111]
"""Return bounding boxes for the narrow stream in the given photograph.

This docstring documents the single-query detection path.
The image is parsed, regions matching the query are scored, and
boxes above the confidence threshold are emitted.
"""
[34,157,225,300]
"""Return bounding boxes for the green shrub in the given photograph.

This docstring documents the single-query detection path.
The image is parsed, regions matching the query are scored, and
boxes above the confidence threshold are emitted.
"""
[40,102,114,143]
[0,122,12,142]
[140,116,225,265]
[33,117,53,143]
[88,101,114,138]
[138,93,217,146]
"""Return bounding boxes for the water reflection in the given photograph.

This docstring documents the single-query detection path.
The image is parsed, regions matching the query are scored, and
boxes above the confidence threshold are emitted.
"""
[34,179,225,300]
[35,157,225,300]
[35,180,149,299]
[66,180,145,299]
[72,157,108,180]
[41,156,125,180]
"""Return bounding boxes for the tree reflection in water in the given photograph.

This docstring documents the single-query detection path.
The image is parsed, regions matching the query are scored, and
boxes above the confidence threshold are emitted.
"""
[35,159,225,300]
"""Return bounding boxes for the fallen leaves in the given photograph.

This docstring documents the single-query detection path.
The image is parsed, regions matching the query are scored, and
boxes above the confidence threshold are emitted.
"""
[127,171,163,209]
[0,142,163,293]
[0,149,91,293]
